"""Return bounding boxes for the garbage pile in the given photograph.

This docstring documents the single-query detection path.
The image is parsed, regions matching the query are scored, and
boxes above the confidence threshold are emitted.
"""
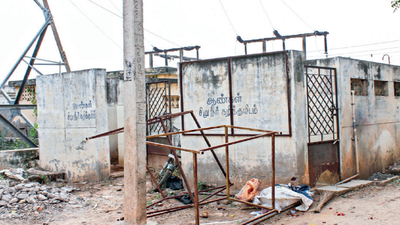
[236,178,313,213]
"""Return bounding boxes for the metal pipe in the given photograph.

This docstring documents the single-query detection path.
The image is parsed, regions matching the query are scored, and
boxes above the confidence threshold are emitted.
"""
[193,152,199,225]
[159,118,194,203]
[146,165,165,199]
[190,111,228,179]
[225,126,230,197]
[336,90,359,185]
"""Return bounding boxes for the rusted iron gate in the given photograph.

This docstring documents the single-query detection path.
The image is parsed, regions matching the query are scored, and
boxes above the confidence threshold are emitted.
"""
[146,81,172,135]
[305,66,340,186]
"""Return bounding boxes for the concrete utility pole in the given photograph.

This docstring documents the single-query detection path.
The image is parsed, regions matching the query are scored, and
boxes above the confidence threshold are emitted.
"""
[123,0,147,224]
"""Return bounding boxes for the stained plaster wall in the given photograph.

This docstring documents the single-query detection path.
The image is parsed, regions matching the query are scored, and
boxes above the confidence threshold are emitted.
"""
[180,51,308,189]
[0,148,39,170]
[305,57,400,179]
[37,69,110,181]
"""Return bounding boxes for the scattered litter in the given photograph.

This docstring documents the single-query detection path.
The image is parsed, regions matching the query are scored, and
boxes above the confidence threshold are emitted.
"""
[235,178,261,201]
[176,193,193,204]
[165,176,183,190]
[289,184,313,200]
[200,210,209,218]
[253,186,313,212]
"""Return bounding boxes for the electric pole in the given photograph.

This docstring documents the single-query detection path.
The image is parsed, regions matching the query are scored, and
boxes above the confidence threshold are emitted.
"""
[123,0,147,224]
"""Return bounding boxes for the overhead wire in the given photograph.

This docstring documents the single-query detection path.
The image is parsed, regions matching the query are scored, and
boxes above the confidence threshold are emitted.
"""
[280,0,314,31]
[86,0,182,47]
[258,0,275,30]
[88,0,122,19]
[69,0,122,50]
[217,0,238,35]
[108,0,122,14]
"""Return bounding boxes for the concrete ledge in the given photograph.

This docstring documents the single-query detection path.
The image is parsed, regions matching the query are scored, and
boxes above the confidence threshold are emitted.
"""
[337,180,374,191]
[0,148,39,170]
[315,177,400,196]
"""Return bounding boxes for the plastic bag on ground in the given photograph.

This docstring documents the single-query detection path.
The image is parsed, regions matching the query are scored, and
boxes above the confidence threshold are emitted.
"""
[253,186,313,212]
[235,178,261,201]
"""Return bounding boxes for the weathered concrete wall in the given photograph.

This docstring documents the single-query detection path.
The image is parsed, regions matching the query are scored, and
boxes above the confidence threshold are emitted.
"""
[305,57,400,179]
[37,69,110,182]
[180,51,308,190]
[0,148,39,170]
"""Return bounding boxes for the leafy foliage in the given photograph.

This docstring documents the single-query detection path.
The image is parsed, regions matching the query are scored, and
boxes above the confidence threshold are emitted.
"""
[392,0,400,12]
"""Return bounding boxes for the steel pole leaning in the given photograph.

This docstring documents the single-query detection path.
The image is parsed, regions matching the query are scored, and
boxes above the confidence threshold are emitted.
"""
[225,126,230,198]
[159,119,194,203]
[190,111,228,179]
[193,152,199,225]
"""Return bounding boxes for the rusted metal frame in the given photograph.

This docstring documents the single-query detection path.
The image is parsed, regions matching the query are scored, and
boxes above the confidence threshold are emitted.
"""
[146,125,226,139]
[242,201,301,225]
[228,58,234,135]
[224,126,230,201]
[146,165,165,199]
[199,132,275,152]
[198,186,226,203]
[146,194,187,209]
[225,125,274,133]
[146,141,201,154]
[189,111,228,179]
[159,119,195,203]
[147,197,228,217]
[86,127,124,140]
[154,110,193,120]
[240,210,278,225]
[193,152,200,225]
[228,198,273,210]
[147,206,192,217]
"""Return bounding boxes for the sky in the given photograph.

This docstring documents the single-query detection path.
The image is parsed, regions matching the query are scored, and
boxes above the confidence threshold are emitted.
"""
[0,0,399,82]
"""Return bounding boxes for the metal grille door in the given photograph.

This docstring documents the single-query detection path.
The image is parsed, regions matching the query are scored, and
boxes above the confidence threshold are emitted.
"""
[305,66,340,187]
[306,66,338,143]
[146,81,172,135]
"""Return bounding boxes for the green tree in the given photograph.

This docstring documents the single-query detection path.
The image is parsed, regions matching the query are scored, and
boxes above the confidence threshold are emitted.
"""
[392,0,400,12]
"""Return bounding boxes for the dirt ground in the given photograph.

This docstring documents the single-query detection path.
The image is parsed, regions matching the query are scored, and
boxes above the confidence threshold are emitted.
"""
[1,176,400,225]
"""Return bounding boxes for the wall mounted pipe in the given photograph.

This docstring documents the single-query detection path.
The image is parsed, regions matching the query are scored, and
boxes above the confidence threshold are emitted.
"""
[336,90,359,185]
